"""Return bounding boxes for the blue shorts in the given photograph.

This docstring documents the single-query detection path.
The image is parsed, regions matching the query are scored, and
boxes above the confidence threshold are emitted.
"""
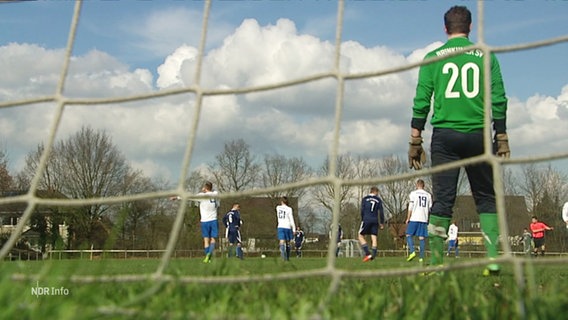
[359,221,379,236]
[406,221,428,238]
[278,228,294,241]
[201,220,219,239]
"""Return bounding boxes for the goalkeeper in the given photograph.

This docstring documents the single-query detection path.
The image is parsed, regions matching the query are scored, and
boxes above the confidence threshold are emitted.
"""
[408,6,509,276]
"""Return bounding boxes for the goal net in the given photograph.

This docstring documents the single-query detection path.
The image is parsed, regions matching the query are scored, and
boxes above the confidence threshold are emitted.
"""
[1,0,568,318]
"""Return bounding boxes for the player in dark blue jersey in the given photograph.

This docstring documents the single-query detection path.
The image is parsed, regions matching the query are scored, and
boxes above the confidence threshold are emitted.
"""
[222,203,243,259]
[358,186,385,262]
[294,226,305,258]
[336,224,343,257]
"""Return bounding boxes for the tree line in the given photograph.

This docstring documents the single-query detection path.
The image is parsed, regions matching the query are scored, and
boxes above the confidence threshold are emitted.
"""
[1,125,567,252]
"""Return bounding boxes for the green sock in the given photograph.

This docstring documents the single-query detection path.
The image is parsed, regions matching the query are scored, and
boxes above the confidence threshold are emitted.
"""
[428,215,451,266]
[480,213,500,259]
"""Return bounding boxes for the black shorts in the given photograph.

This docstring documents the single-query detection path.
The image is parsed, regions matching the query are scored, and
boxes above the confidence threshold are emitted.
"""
[359,221,379,236]
[533,237,545,248]
[430,128,496,217]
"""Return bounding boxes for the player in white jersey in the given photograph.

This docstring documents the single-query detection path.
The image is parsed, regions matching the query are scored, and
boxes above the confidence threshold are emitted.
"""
[276,196,296,261]
[405,179,432,263]
[562,201,568,229]
[447,221,459,257]
[197,181,219,263]
[169,181,219,263]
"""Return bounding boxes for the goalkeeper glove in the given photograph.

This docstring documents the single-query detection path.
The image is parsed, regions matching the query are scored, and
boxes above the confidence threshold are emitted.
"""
[493,133,510,158]
[408,136,426,170]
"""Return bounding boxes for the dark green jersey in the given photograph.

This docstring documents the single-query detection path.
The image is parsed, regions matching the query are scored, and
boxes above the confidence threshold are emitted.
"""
[412,37,507,133]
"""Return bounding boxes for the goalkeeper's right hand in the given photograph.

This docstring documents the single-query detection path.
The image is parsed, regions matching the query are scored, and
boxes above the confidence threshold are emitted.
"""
[408,136,426,170]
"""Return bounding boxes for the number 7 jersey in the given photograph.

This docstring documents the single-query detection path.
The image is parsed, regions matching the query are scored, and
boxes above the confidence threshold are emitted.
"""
[412,37,507,133]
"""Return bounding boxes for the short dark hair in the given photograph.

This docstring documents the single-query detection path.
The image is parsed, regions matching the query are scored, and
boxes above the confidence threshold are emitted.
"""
[444,6,471,35]
[281,196,289,205]
[203,181,213,191]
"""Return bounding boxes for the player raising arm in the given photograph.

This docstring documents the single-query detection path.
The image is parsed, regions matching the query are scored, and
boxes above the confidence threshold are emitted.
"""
[530,216,553,257]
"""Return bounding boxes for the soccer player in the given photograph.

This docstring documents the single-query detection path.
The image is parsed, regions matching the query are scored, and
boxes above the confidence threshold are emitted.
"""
[407,6,510,276]
[447,221,459,258]
[405,179,432,263]
[276,196,296,261]
[335,224,343,257]
[294,226,305,258]
[359,186,385,262]
[329,223,344,257]
[197,181,220,263]
[562,201,568,229]
[223,202,243,259]
[170,181,219,263]
[522,228,533,257]
[529,216,553,257]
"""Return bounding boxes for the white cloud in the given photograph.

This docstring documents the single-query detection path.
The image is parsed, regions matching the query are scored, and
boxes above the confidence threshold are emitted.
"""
[509,84,568,156]
[2,17,568,183]
[156,45,198,89]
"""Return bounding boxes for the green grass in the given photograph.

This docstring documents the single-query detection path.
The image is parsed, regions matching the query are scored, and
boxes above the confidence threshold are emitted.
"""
[1,256,566,320]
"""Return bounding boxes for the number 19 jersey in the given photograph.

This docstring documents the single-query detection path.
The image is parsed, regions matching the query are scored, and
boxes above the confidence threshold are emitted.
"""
[408,189,432,223]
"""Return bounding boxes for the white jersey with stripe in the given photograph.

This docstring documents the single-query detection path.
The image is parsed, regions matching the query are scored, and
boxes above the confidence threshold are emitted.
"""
[198,191,219,222]
[276,204,296,230]
[408,189,432,223]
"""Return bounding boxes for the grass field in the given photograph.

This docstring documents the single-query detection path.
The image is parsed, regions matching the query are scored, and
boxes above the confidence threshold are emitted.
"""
[1,255,566,320]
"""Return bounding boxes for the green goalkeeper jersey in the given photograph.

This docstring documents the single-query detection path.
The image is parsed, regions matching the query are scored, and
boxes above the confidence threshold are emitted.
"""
[412,37,507,133]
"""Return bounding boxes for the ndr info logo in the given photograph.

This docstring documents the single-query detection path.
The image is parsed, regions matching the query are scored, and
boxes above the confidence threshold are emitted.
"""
[31,281,70,297]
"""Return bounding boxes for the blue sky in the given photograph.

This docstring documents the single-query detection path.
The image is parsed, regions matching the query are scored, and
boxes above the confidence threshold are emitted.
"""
[0,0,567,181]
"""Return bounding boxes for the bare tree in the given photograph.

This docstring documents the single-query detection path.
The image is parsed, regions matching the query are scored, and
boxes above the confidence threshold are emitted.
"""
[518,164,548,212]
[352,155,381,205]
[501,167,519,196]
[262,153,312,203]
[209,139,260,192]
[15,143,65,191]
[115,169,157,249]
[312,154,356,222]
[19,126,137,249]
[378,155,415,223]
[261,153,314,231]
[184,170,207,193]
[0,147,14,192]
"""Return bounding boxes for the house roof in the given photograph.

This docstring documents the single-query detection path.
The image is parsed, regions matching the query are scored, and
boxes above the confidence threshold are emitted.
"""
[0,190,68,217]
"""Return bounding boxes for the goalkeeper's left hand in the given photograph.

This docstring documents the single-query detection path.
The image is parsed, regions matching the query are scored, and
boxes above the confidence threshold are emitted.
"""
[494,133,510,158]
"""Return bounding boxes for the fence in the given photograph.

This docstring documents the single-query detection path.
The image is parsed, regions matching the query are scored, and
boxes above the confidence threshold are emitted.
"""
[38,248,568,260]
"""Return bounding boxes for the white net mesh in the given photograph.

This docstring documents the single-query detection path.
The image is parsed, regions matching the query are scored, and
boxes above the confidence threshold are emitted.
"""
[2,0,568,317]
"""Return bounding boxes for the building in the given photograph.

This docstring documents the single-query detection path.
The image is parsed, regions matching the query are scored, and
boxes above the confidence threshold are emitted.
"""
[0,190,69,256]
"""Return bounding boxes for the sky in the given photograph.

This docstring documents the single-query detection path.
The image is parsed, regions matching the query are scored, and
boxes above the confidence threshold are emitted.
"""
[0,0,567,184]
